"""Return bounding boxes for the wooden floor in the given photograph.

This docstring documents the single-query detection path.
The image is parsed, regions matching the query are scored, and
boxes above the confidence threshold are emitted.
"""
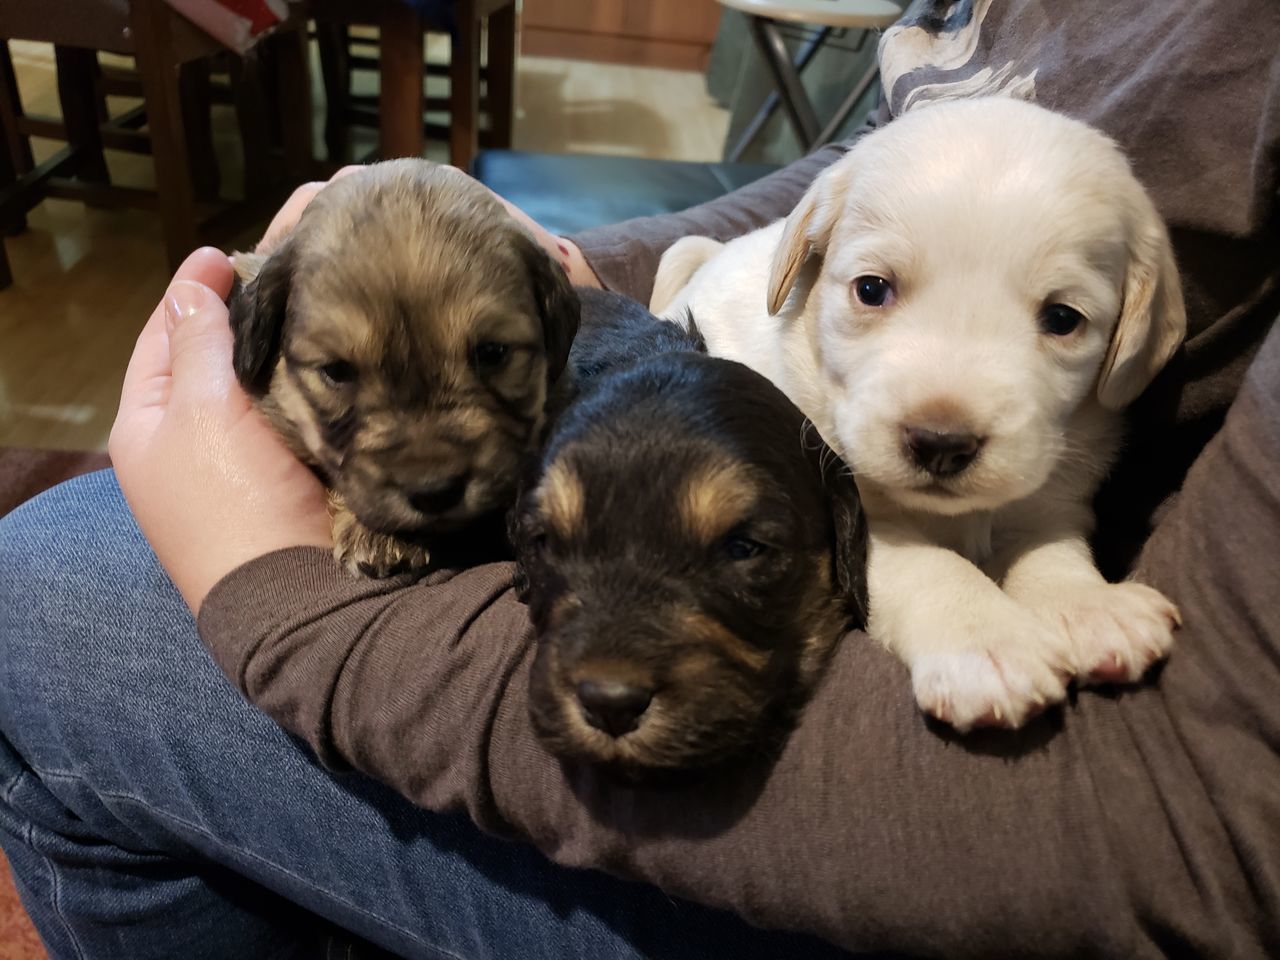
[0,39,729,452]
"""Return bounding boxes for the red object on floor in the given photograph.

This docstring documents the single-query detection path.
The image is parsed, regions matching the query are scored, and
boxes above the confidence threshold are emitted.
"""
[0,856,44,960]
[0,447,112,518]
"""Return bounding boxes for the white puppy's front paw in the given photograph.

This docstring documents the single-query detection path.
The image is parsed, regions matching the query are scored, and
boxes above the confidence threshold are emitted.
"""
[1044,581,1180,686]
[908,620,1072,732]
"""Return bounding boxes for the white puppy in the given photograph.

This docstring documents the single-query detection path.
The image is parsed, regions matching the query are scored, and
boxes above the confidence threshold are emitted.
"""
[653,97,1185,731]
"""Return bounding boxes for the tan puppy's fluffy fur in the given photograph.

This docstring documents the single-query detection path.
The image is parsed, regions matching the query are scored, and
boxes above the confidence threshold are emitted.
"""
[653,98,1185,731]
[231,159,578,576]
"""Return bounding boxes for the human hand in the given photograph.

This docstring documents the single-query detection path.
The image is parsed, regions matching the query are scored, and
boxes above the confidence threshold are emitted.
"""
[255,164,603,287]
[109,247,331,615]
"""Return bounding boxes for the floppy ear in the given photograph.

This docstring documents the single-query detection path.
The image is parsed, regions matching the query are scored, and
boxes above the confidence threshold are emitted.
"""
[1096,196,1187,409]
[505,460,545,604]
[517,232,581,383]
[804,432,870,626]
[228,239,295,395]
[766,155,855,316]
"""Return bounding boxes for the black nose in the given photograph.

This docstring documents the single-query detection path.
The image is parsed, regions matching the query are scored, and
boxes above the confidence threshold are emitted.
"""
[576,680,653,737]
[902,426,983,477]
[408,474,469,515]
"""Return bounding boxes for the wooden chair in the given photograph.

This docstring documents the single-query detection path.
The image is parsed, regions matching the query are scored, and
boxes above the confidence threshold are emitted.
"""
[0,0,313,287]
[312,0,517,169]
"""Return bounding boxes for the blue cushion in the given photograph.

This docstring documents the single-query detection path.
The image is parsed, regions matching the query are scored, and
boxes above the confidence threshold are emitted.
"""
[472,150,780,236]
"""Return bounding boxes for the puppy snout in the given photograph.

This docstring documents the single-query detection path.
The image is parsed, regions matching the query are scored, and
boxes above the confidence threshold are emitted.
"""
[408,473,470,515]
[576,679,653,737]
[901,426,984,477]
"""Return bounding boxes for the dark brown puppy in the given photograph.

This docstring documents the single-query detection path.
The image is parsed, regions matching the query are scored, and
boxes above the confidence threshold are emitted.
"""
[512,294,869,778]
[230,159,579,576]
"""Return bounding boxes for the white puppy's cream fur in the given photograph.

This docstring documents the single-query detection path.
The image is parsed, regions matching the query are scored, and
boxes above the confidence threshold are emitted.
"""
[653,98,1185,731]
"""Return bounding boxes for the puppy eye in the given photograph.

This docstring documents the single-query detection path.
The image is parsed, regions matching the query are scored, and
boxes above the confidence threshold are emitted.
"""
[722,535,768,562]
[853,275,894,308]
[474,341,511,369]
[318,360,358,387]
[1040,303,1085,337]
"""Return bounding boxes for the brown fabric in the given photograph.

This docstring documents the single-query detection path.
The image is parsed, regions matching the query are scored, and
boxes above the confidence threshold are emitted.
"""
[194,3,1280,956]
[199,316,1280,958]
[0,449,111,519]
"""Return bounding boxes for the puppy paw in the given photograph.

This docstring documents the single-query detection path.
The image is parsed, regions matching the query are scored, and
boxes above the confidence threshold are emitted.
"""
[909,621,1072,732]
[332,516,431,579]
[1045,581,1180,686]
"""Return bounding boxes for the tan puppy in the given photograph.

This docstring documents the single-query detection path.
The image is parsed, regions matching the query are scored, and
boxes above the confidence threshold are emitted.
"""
[653,98,1186,731]
[231,159,579,576]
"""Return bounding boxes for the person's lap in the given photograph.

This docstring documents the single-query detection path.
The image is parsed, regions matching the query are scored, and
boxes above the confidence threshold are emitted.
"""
[0,470,850,960]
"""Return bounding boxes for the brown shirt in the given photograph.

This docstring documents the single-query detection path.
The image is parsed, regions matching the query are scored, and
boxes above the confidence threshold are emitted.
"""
[198,2,1280,956]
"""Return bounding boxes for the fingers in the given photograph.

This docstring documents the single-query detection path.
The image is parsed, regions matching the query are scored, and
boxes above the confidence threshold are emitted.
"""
[165,280,242,406]
[120,247,235,404]
[257,165,364,253]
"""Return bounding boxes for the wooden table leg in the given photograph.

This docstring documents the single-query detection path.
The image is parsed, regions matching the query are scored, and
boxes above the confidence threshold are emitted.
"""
[484,2,517,150]
[130,0,201,270]
[315,22,351,164]
[272,23,315,180]
[449,0,481,169]
[179,59,220,202]
[379,3,425,159]
[54,46,110,186]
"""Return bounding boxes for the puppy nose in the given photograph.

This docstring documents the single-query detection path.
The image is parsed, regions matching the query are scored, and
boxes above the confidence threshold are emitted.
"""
[408,474,469,515]
[902,426,983,477]
[576,680,653,737]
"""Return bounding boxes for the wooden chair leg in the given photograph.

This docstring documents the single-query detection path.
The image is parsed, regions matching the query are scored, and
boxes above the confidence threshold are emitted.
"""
[271,24,315,180]
[0,41,34,176]
[379,4,425,159]
[129,0,201,270]
[54,46,110,186]
[316,21,352,164]
[449,0,481,169]
[0,40,31,240]
[484,2,516,150]
[230,52,273,199]
[0,129,14,288]
[180,59,221,202]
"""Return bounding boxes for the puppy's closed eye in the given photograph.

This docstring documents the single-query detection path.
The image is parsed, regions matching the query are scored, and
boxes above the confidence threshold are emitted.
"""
[317,359,359,387]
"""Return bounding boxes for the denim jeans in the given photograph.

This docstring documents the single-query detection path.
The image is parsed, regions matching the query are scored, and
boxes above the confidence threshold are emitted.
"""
[0,470,848,959]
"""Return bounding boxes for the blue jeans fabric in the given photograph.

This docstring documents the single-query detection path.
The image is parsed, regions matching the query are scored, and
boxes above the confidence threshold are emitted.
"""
[0,470,847,960]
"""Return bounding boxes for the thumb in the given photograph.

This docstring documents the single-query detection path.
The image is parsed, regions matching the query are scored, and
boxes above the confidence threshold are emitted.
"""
[164,280,243,405]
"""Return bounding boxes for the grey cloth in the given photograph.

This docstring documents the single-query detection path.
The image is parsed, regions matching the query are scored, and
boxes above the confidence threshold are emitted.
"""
[572,0,1280,573]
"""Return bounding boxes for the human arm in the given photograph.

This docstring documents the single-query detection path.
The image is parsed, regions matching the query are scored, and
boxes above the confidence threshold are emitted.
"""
[193,304,1280,959]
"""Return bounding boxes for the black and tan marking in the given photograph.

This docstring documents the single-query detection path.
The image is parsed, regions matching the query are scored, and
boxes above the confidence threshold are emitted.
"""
[513,335,869,779]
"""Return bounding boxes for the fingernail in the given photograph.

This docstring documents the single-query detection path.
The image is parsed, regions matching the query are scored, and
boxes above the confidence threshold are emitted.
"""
[164,281,208,334]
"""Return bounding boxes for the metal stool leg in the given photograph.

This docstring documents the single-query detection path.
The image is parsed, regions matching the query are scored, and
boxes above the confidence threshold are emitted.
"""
[745,15,821,152]
[814,31,881,147]
[727,25,830,162]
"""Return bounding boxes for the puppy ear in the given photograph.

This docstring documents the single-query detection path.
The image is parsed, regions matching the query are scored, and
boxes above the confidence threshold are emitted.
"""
[805,430,870,626]
[505,461,543,604]
[767,156,855,316]
[1096,196,1187,409]
[517,231,581,383]
[228,239,295,395]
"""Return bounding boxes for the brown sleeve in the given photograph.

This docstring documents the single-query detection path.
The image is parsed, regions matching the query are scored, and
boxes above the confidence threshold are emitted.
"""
[198,308,1280,960]
[568,104,890,303]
